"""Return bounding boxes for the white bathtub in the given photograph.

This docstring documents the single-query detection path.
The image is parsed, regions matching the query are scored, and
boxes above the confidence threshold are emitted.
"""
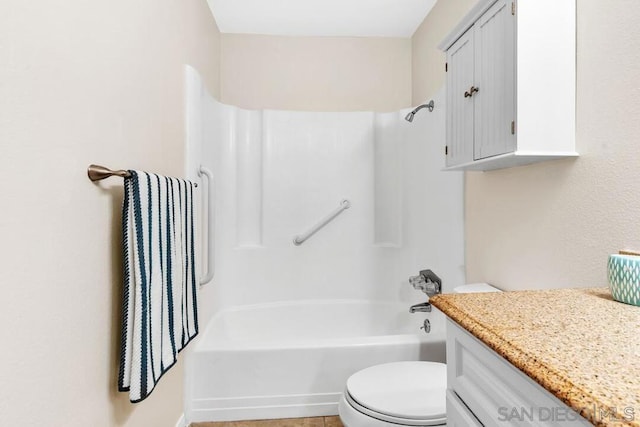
[185,300,446,423]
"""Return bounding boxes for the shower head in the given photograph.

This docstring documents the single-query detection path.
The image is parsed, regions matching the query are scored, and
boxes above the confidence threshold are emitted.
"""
[404,100,435,122]
[405,111,416,122]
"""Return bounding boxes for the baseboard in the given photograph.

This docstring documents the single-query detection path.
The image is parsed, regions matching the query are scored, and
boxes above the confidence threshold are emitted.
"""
[187,392,340,423]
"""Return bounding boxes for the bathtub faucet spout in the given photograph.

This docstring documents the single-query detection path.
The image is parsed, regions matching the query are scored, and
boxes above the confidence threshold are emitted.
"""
[409,302,432,313]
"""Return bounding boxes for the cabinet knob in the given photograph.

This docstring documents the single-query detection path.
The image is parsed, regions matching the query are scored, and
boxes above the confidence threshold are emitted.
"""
[464,86,479,98]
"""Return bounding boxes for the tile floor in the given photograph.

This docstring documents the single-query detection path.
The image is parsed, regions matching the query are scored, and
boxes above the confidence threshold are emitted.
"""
[192,416,343,427]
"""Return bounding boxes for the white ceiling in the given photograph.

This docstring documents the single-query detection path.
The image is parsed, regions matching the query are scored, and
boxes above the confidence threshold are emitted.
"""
[207,0,438,38]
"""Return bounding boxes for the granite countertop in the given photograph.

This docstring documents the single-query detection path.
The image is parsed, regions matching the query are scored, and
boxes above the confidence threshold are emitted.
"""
[430,288,640,427]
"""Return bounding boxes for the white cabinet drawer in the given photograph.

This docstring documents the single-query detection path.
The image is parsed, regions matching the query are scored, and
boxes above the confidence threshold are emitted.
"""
[446,319,591,426]
[446,389,483,427]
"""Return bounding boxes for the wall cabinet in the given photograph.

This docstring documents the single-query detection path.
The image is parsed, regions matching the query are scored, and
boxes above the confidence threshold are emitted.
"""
[439,0,577,171]
[445,319,591,426]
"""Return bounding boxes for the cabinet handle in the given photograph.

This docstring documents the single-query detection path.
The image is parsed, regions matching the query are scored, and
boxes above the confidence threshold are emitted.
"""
[464,86,479,98]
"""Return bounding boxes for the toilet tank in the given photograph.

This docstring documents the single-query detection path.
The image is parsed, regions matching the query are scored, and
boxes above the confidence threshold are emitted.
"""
[453,283,501,293]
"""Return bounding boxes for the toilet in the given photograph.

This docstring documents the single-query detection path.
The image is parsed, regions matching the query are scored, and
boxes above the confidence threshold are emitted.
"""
[338,283,501,426]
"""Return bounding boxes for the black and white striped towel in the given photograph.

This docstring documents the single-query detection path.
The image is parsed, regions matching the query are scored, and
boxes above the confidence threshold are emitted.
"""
[118,171,199,402]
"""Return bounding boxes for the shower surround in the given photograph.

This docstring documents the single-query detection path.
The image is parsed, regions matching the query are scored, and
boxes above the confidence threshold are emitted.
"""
[183,66,464,422]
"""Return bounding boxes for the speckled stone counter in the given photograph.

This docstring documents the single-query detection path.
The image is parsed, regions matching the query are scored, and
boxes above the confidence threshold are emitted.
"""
[430,288,640,427]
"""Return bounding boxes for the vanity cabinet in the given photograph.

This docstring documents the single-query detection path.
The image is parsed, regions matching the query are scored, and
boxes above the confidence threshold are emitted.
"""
[439,0,577,171]
[446,389,483,427]
[445,319,591,426]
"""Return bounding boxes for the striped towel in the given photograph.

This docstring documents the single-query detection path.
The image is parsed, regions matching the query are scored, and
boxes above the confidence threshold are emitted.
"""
[118,171,199,402]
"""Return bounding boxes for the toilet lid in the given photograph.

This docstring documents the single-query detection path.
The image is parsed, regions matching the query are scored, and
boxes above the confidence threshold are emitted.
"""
[346,361,446,423]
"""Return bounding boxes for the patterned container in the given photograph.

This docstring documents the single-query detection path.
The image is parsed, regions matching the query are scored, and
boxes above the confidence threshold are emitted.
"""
[608,254,640,306]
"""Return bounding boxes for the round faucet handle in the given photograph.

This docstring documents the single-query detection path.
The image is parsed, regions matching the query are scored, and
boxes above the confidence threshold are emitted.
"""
[424,282,439,295]
[409,275,426,289]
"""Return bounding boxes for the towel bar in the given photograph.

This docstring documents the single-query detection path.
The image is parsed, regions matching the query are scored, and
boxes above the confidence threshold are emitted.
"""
[87,164,131,181]
[87,164,197,187]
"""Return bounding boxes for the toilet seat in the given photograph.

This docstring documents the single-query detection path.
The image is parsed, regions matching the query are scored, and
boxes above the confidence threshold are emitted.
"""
[342,361,447,426]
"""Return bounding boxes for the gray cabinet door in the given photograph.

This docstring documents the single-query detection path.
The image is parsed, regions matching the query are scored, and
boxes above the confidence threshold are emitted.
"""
[446,28,475,167]
[473,0,516,160]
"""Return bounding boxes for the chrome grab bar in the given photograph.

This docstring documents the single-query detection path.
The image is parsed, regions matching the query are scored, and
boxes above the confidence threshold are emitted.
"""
[198,165,214,285]
[293,199,351,246]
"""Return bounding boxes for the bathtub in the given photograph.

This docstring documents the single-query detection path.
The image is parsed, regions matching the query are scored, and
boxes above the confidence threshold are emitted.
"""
[185,299,446,423]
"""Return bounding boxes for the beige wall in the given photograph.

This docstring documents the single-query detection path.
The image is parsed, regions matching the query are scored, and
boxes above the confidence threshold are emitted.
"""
[412,0,640,290]
[0,1,220,426]
[220,34,412,111]
[6,0,636,424]
[411,0,477,104]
